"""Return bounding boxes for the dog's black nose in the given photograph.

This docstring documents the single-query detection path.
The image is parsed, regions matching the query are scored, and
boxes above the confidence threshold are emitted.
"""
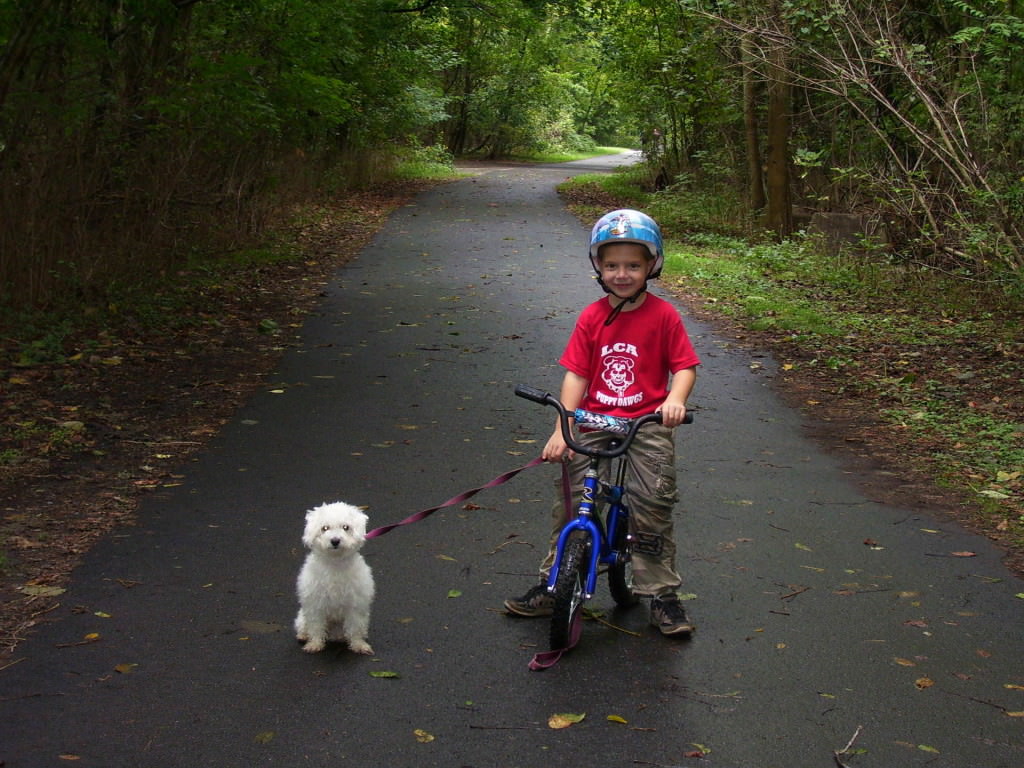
[330,537,341,548]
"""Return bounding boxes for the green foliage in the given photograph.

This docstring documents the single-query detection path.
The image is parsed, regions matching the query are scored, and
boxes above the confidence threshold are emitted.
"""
[0,0,473,308]
[391,143,456,180]
[8,320,73,367]
[648,171,752,238]
[660,234,844,336]
[435,1,641,158]
[3,0,1023,304]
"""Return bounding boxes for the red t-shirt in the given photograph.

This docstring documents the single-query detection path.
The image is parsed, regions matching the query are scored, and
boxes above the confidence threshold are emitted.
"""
[559,294,700,419]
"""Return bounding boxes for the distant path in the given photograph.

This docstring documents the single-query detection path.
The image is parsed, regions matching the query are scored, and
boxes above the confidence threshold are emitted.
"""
[2,154,1022,768]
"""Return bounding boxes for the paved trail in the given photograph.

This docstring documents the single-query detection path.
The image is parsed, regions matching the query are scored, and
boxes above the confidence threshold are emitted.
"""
[2,157,1022,767]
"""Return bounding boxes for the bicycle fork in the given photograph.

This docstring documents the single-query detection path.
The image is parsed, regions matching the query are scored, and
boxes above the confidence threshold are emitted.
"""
[547,457,617,600]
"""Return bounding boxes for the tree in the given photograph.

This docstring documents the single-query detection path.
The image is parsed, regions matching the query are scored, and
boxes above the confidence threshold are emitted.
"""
[691,0,1024,272]
[0,0,458,307]
[762,0,793,236]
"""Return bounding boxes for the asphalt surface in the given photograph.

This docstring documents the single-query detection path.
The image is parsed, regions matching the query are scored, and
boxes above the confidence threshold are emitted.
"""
[3,154,1023,768]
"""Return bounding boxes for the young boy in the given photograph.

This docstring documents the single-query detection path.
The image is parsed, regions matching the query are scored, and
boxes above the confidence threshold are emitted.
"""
[505,209,700,635]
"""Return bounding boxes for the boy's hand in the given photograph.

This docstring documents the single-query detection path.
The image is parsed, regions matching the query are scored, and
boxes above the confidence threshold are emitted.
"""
[657,401,688,428]
[543,429,572,462]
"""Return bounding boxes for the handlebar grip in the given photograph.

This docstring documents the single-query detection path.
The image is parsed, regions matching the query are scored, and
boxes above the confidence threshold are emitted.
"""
[514,384,552,404]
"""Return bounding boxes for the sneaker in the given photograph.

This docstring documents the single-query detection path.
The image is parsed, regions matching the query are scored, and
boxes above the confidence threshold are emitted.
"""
[504,584,554,617]
[650,594,694,636]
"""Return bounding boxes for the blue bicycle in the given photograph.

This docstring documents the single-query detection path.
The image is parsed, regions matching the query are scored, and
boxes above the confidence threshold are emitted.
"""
[515,384,692,651]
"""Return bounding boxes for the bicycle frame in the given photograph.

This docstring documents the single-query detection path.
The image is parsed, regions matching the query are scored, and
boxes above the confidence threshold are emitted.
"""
[546,447,629,599]
[514,383,693,654]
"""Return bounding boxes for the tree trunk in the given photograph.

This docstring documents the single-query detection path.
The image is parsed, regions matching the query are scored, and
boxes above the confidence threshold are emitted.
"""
[741,35,766,212]
[764,34,792,238]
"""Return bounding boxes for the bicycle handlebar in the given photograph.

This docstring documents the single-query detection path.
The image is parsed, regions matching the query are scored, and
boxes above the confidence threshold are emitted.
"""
[514,384,692,460]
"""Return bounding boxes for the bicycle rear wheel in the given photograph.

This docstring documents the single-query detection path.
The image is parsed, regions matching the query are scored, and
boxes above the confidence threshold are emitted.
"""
[549,530,591,651]
[608,523,640,607]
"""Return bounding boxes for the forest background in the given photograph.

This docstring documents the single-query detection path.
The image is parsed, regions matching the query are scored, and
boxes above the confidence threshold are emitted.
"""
[1,0,1022,641]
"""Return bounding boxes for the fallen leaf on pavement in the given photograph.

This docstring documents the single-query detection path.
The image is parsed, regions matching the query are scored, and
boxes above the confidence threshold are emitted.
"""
[549,712,586,729]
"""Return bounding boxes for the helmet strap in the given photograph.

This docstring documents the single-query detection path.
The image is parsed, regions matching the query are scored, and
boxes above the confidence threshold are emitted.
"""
[603,283,648,326]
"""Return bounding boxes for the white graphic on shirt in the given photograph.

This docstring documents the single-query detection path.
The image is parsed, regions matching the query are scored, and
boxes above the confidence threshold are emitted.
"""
[601,356,634,395]
[596,345,645,408]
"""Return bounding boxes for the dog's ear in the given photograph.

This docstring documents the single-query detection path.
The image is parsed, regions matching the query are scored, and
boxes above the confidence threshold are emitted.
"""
[301,511,318,548]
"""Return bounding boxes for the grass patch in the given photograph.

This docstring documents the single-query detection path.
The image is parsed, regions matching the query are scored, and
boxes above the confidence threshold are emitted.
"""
[391,144,458,181]
[562,166,648,204]
[503,146,634,164]
[663,235,850,337]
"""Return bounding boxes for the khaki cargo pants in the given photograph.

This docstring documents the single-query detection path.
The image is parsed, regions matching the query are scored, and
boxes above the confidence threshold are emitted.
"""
[538,422,683,596]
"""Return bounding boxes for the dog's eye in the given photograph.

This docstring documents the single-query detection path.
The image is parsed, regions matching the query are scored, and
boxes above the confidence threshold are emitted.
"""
[342,524,350,531]
[321,525,330,533]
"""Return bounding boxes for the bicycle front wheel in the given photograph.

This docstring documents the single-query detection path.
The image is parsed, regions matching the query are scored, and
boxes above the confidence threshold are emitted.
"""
[549,530,591,651]
[608,523,640,607]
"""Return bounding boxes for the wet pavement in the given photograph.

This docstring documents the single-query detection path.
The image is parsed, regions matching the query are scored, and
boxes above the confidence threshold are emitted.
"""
[2,155,1022,768]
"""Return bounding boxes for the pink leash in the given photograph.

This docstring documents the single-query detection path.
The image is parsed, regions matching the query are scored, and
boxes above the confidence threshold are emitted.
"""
[365,457,547,539]
[528,612,582,670]
[362,455,580,670]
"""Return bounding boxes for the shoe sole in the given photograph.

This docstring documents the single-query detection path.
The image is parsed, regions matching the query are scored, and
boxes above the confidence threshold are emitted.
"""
[503,600,554,618]
[657,623,694,636]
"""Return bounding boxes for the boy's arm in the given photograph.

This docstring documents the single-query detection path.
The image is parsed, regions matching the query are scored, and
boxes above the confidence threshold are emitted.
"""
[657,366,697,428]
[542,371,588,462]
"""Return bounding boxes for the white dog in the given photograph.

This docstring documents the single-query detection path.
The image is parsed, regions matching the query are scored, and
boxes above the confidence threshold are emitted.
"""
[294,501,375,654]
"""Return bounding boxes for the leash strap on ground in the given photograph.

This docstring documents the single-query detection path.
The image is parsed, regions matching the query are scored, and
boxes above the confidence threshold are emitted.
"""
[365,456,548,539]
[528,611,582,670]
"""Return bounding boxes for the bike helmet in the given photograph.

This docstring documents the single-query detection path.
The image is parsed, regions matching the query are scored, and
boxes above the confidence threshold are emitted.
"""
[588,209,664,279]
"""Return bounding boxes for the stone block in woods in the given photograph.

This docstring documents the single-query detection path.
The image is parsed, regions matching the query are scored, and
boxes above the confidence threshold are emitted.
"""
[808,212,890,256]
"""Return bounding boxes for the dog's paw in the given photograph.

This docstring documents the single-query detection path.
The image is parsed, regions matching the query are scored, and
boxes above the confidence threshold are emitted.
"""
[302,638,326,653]
[349,639,373,655]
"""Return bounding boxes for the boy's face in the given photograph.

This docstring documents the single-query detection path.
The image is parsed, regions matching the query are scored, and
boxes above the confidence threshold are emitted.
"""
[597,242,652,299]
